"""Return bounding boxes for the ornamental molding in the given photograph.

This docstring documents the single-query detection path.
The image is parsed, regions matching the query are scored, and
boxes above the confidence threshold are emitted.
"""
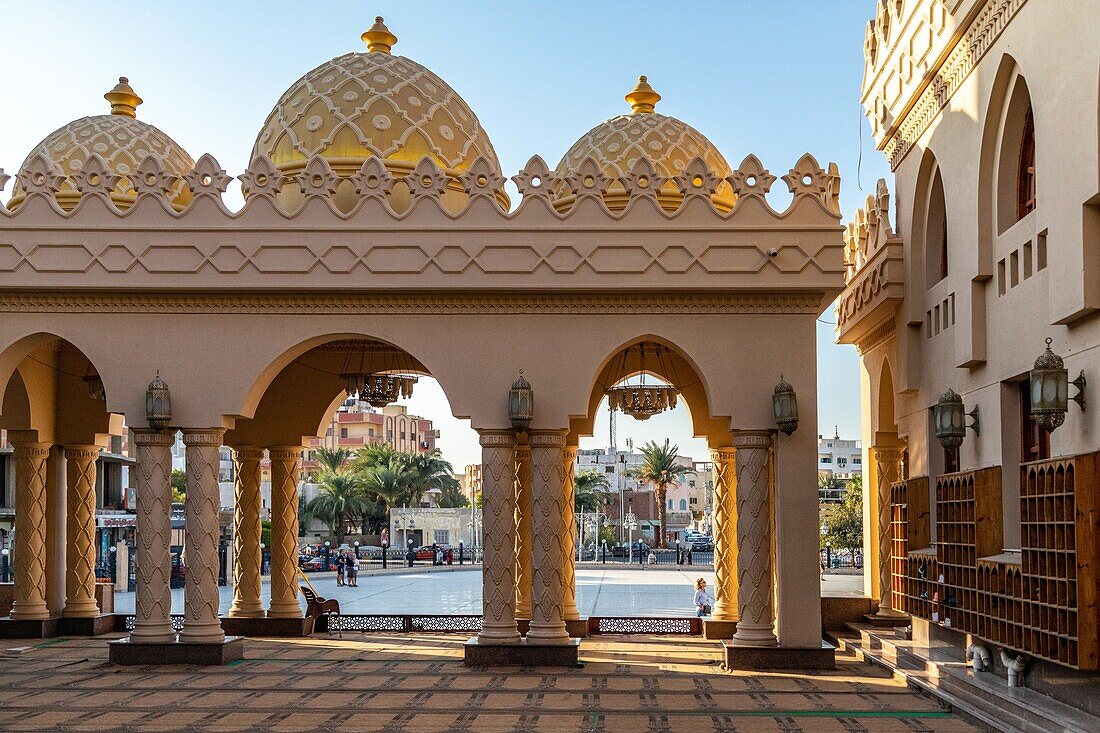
[181,430,226,447]
[0,291,825,315]
[527,430,568,448]
[854,316,897,357]
[874,0,1027,169]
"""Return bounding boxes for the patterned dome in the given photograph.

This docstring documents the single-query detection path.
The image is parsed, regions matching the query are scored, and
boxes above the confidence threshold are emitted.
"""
[8,78,194,211]
[554,77,735,212]
[251,17,506,212]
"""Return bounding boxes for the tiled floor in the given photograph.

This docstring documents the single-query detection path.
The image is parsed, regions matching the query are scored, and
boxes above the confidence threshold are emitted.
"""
[0,633,976,732]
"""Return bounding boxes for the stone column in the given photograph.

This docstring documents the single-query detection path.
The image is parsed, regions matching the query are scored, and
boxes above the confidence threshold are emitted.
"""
[513,442,533,621]
[477,429,520,644]
[268,446,303,618]
[9,431,50,620]
[179,430,226,643]
[526,430,569,643]
[872,445,904,618]
[562,444,580,621]
[62,445,101,617]
[730,431,777,646]
[710,446,738,621]
[44,446,66,617]
[227,447,264,618]
[130,429,176,643]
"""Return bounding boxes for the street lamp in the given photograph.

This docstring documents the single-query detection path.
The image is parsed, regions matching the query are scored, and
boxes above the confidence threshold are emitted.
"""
[1,548,8,583]
[353,540,360,559]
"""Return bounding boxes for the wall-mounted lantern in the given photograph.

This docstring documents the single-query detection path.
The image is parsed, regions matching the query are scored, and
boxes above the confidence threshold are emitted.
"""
[772,375,799,435]
[1030,338,1087,433]
[509,371,533,432]
[145,371,171,431]
[933,388,979,449]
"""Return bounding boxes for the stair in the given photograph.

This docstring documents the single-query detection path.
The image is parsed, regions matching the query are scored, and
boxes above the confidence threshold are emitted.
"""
[829,624,1100,733]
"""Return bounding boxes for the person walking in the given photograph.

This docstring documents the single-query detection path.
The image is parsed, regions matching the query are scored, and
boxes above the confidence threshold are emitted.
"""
[347,552,360,587]
[693,578,713,617]
[335,550,345,587]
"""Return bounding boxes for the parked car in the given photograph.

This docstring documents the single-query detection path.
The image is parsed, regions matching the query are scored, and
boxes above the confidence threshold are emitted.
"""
[611,543,630,557]
[691,539,713,551]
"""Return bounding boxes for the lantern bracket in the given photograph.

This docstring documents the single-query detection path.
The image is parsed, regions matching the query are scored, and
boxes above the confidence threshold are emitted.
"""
[1071,371,1086,411]
[966,405,980,436]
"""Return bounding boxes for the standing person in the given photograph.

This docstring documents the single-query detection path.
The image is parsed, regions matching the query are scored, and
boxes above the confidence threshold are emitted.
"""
[348,552,360,587]
[335,550,345,586]
[693,578,713,617]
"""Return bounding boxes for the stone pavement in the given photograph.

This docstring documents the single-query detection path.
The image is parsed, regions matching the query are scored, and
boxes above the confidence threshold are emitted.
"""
[0,633,976,732]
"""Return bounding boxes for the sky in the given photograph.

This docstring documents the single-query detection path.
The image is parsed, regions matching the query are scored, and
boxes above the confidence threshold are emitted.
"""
[0,1,891,469]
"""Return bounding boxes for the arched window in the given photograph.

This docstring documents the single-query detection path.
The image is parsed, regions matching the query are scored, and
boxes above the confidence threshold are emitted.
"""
[996,75,1035,232]
[926,167,948,284]
[1017,108,1036,219]
[679,498,687,510]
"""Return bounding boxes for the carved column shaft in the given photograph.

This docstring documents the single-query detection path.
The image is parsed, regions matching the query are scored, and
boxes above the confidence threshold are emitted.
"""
[731,431,777,646]
[131,430,176,643]
[228,447,264,618]
[561,445,579,621]
[477,430,520,644]
[710,447,738,621]
[180,430,226,643]
[9,432,50,620]
[526,430,569,643]
[268,446,303,619]
[513,443,533,621]
[62,446,101,617]
[873,446,903,616]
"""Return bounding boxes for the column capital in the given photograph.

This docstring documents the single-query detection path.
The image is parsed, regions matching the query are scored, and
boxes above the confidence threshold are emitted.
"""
[182,429,226,447]
[710,446,736,461]
[63,445,100,460]
[478,429,516,447]
[871,445,902,464]
[233,446,266,462]
[132,429,175,447]
[267,445,304,460]
[732,430,772,449]
[527,428,568,448]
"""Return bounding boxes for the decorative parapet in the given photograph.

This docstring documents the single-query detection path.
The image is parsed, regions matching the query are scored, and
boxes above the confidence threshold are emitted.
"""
[0,153,844,307]
[862,0,1028,169]
[836,179,904,347]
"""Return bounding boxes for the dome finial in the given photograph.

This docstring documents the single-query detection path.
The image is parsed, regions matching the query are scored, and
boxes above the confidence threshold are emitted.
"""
[362,16,397,53]
[104,77,142,118]
[626,75,661,114]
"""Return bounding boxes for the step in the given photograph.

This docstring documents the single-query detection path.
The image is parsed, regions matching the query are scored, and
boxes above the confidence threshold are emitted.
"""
[832,626,1100,733]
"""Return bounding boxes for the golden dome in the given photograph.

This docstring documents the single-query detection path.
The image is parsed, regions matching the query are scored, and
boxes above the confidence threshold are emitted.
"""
[554,77,735,212]
[8,78,195,211]
[251,17,506,212]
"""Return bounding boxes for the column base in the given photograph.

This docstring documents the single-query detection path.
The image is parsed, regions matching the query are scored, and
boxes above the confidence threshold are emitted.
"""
[864,611,910,628]
[0,617,59,639]
[464,637,580,667]
[723,640,835,670]
[109,636,245,666]
[219,616,315,637]
[565,618,588,638]
[57,614,115,636]
[703,619,738,639]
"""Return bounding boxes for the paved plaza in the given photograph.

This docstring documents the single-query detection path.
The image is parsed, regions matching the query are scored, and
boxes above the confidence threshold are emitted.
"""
[0,632,975,733]
[112,566,865,616]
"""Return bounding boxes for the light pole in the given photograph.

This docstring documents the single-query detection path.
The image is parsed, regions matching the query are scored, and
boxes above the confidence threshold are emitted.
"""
[1,547,9,583]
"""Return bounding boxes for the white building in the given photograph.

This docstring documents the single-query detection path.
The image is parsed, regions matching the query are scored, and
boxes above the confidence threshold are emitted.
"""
[817,431,863,482]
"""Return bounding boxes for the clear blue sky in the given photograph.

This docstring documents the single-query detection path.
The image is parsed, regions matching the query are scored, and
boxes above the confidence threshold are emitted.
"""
[0,1,890,468]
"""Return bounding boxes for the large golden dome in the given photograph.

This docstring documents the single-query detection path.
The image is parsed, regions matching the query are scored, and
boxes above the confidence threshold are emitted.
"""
[251,17,506,212]
[8,78,194,211]
[554,77,735,212]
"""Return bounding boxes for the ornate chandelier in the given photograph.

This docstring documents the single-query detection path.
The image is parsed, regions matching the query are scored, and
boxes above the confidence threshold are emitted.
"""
[338,340,418,408]
[604,342,680,421]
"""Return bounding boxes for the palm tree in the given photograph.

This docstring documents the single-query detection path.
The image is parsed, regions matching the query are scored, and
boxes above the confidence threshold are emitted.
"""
[301,472,371,546]
[396,449,458,507]
[574,469,612,512]
[633,439,691,548]
[361,466,412,514]
[314,446,352,476]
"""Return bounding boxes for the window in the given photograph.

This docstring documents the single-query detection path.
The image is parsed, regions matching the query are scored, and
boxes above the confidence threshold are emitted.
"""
[667,499,673,510]
[340,428,348,438]
[820,457,832,464]
[605,466,614,473]
[368,429,375,438]
[853,458,862,465]
[995,75,1035,233]
[1019,380,1050,463]
[434,529,449,544]
[679,499,687,510]
[1017,108,1036,219]
[689,497,697,506]
[944,445,960,474]
[926,166,948,284]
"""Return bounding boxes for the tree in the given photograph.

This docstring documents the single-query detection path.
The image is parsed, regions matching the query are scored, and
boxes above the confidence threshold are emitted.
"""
[632,439,691,548]
[436,482,470,508]
[301,472,371,546]
[822,477,863,561]
[574,469,611,512]
[170,469,186,503]
[394,449,458,507]
[314,446,352,477]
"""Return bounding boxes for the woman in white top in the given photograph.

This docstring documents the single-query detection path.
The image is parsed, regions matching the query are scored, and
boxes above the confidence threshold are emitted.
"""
[693,578,713,617]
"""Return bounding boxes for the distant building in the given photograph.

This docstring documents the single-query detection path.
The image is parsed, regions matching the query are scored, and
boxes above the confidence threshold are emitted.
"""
[818,429,862,503]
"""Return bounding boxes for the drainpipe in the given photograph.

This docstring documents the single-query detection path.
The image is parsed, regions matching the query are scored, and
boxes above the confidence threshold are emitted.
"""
[1000,650,1027,687]
[966,644,992,672]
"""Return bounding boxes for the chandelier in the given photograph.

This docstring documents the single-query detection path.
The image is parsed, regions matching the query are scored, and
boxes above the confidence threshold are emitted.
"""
[604,342,680,421]
[338,340,418,408]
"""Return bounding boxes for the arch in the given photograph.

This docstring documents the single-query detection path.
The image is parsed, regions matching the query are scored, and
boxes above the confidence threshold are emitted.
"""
[912,148,948,290]
[877,358,896,433]
[567,334,730,446]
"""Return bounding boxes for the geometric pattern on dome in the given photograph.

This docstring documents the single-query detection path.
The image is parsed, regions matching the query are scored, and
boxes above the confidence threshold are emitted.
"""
[11,115,195,208]
[251,51,502,176]
[554,111,735,206]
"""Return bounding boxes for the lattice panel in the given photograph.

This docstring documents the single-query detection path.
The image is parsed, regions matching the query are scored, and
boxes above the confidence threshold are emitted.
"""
[329,615,407,633]
[410,615,482,633]
[591,617,700,635]
[124,615,184,632]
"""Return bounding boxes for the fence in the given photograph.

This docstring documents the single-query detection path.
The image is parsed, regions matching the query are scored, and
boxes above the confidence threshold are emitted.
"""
[579,548,714,567]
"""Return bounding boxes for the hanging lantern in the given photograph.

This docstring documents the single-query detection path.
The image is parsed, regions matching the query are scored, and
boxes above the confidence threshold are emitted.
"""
[509,371,534,431]
[145,371,171,431]
[933,388,979,449]
[604,342,680,421]
[1030,338,1087,433]
[772,375,799,435]
[83,367,106,401]
[337,340,418,408]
